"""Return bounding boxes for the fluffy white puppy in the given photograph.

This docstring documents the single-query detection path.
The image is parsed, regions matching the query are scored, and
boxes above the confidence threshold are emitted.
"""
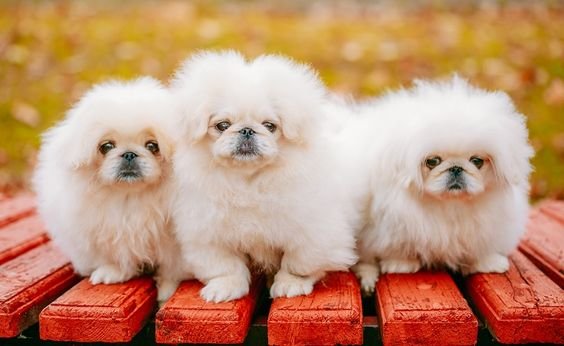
[171,51,358,302]
[346,77,534,293]
[33,78,184,302]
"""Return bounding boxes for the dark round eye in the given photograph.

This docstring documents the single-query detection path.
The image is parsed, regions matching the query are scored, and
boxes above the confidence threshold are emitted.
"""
[99,141,115,155]
[470,156,484,169]
[425,156,442,170]
[262,121,277,133]
[215,121,231,132]
[145,140,159,154]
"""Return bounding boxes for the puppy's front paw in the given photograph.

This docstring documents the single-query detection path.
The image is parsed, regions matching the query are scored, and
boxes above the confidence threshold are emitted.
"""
[200,275,249,303]
[270,271,315,298]
[380,258,421,274]
[352,263,380,295]
[468,254,509,274]
[156,279,181,303]
[90,265,134,285]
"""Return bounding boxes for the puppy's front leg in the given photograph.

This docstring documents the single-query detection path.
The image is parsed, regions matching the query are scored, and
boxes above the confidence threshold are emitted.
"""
[154,232,191,303]
[352,258,380,295]
[270,253,325,298]
[270,270,324,298]
[184,244,251,303]
[89,263,137,285]
[380,257,422,274]
[465,253,510,275]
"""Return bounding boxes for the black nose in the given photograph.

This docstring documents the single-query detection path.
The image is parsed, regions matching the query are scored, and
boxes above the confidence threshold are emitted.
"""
[449,166,463,176]
[122,152,138,162]
[239,127,255,138]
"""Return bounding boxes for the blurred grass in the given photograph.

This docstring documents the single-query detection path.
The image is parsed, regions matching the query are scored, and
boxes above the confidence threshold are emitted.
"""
[0,0,563,199]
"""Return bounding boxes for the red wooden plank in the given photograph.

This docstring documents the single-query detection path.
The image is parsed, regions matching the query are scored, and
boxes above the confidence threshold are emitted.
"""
[40,276,156,342]
[0,194,35,228]
[519,207,564,287]
[268,271,363,346]
[466,251,564,344]
[376,271,477,346]
[0,242,78,338]
[156,276,264,344]
[0,215,49,265]
[539,200,564,224]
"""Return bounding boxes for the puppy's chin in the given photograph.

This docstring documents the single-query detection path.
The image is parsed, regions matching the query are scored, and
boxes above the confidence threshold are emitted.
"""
[211,131,279,170]
[422,173,485,200]
[96,153,163,188]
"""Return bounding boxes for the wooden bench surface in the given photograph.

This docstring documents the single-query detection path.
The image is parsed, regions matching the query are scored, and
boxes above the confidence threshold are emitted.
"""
[0,195,563,345]
[156,275,264,344]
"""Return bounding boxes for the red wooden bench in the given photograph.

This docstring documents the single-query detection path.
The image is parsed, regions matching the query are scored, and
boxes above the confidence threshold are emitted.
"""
[0,195,562,345]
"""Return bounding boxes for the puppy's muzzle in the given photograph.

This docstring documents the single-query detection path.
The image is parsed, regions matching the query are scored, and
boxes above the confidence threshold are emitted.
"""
[117,151,142,181]
[447,166,466,191]
[233,128,260,158]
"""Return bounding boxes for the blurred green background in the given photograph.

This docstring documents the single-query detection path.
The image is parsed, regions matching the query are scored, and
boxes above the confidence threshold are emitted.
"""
[0,1,563,199]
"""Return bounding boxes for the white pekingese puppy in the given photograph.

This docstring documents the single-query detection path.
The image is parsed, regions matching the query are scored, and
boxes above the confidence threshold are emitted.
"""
[33,77,185,302]
[344,76,534,293]
[170,51,358,302]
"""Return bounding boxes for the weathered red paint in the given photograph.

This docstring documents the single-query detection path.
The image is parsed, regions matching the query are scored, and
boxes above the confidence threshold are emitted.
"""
[520,204,564,287]
[0,194,35,228]
[466,251,564,344]
[268,271,363,346]
[39,276,157,342]
[539,200,564,224]
[156,276,264,344]
[0,243,78,338]
[0,215,49,264]
[376,271,478,346]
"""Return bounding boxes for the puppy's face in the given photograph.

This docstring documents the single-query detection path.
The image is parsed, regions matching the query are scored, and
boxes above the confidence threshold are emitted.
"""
[59,78,176,188]
[95,129,165,185]
[206,111,281,168]
[420,152,495,199]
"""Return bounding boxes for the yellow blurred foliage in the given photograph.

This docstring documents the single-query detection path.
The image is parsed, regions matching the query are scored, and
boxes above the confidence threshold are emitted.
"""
[0,1,562,199]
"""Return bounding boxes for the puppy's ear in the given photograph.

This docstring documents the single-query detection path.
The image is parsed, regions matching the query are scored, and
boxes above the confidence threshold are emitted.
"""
[66,122,100,169]
[171,51,246,143]
[487,93,535,187]
[491,141,534,187]
[252,54,327,143]
[280,116,304,143]
[42,115,98,170]
[400,159,425,192]
[173,104,210,143]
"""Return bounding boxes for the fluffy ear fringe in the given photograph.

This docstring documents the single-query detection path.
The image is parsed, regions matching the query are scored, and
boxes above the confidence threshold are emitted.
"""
[41,115,97,170]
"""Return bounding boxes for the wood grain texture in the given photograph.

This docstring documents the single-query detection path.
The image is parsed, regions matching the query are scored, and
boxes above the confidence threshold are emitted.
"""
[466,251,564,344]
[376,271,477,346]
[519,206,564,287]
[539,200,564,224]
[0,242,78,338]
[39,276,156,342]
[156,276,264,344]
[0,215,49,265]
[0,194,35,228]
[268,271,363,346]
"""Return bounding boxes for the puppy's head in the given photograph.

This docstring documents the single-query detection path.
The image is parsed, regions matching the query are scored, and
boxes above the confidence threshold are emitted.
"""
[395,76,534,200]
[54,77,176,187]
[171,51,326,171]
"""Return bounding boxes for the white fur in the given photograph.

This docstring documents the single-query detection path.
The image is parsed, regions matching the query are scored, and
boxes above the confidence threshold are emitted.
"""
[340,77,534,293]
[171,51,358,302]
[33,77,186,302]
